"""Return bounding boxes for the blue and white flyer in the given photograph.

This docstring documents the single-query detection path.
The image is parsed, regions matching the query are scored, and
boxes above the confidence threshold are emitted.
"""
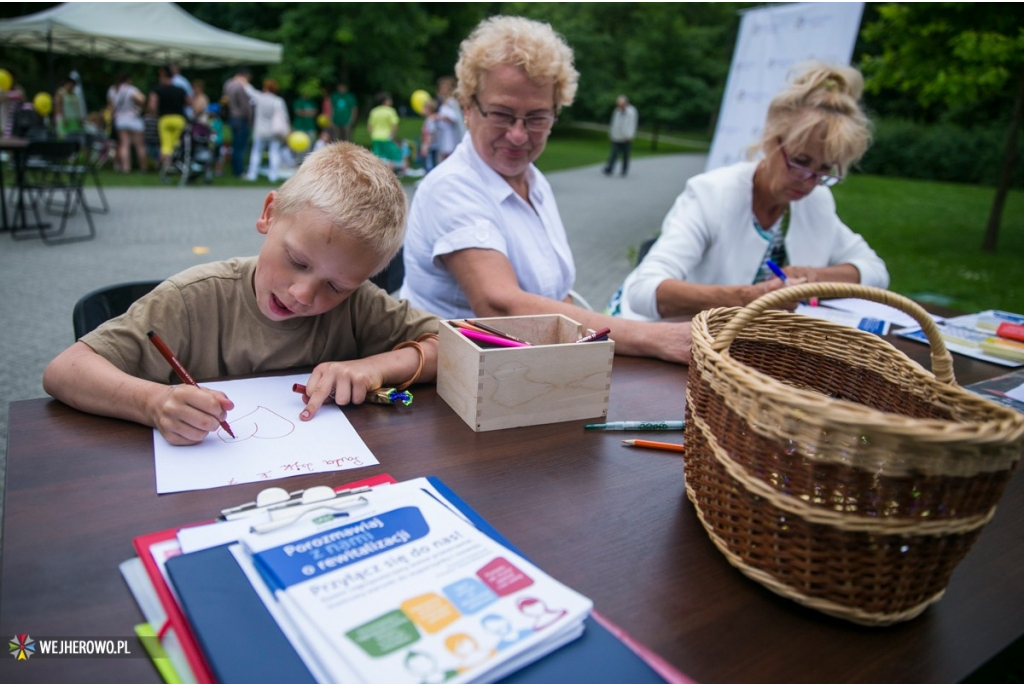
[242,479,592,683]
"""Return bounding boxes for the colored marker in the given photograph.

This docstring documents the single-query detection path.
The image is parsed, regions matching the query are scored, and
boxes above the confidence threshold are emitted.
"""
[575,327,611,343]
[766,260,817,305]
[147,330,235,438]
[765,259,788,284]
[293,383,412,406]
[465,319,531,345]
[585,421,684,430]
[458,328,530,348]
[622,439,686,454]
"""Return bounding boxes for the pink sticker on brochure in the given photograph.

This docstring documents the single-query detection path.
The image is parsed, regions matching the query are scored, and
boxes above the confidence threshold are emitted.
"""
[476,557,534,596]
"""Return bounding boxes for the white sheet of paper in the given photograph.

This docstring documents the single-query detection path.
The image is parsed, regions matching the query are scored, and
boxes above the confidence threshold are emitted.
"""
[819,298,943,328]
[1006,383,1024,402]
[153,374,378,494]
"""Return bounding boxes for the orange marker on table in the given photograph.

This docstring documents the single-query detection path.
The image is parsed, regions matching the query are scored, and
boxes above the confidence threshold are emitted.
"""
[146,331,235,438]
[621,439,685,454]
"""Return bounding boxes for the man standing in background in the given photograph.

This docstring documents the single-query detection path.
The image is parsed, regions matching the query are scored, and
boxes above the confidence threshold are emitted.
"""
[330,81,358,142]
[603,95,638,178]
[223,66,253,177]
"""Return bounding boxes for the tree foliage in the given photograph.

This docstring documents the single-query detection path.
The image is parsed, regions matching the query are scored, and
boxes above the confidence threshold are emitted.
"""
[860,3,1024,251]
[861,3,1024,110]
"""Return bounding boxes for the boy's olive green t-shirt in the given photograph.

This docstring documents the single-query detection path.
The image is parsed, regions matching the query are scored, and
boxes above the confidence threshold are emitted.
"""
[81,257,439,384]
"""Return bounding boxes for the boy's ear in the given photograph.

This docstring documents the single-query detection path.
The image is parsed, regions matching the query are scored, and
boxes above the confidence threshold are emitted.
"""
[256,192,276,235]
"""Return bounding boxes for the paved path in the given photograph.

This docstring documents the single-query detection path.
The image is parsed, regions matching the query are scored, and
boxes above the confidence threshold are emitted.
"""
[0,153,707,516]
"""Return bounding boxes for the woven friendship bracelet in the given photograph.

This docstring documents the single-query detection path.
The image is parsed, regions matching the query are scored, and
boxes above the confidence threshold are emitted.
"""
[392,333,439,390]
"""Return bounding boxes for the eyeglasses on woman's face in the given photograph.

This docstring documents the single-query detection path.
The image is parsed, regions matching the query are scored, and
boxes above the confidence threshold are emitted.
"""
[472,95,557,133]
[779,143,844,187]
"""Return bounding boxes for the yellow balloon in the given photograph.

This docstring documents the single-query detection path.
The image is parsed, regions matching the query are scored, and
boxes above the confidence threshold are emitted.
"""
[410,89,431,116]
[316,113,330,129]
[287,130,311,153]
[33,92,52,116]
[0,69,12,91]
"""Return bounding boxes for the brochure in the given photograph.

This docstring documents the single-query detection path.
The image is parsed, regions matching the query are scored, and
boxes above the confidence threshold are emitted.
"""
[241,479,593,684]
[895,310,1024,367]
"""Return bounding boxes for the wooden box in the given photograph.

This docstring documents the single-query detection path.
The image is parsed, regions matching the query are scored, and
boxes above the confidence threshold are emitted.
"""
[438,315,614,431]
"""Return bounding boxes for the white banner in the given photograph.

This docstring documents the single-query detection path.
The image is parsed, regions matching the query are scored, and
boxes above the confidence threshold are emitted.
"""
[706,2,865,172]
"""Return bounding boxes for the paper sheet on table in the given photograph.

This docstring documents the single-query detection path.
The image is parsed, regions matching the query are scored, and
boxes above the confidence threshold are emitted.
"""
[818,298,943,328]
[795,304,891,335]
[153,373,378,493]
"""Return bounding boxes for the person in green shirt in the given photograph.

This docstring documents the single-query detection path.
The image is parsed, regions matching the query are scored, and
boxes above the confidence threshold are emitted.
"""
[330,81,358,141]
[293,85,318,137]
[367,91,405,174]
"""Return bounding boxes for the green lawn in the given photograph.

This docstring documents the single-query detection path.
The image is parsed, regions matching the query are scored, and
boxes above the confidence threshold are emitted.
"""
[832,174,1024,314]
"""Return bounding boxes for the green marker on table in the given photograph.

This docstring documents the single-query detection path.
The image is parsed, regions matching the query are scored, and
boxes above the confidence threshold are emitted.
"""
[585,421,684,431]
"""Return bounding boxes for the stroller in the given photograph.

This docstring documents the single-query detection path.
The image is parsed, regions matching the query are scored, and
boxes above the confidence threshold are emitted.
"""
[160,120,215,186]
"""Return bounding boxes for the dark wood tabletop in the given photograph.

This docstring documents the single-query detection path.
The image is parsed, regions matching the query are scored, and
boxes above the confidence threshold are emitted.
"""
[1,336,1021,684]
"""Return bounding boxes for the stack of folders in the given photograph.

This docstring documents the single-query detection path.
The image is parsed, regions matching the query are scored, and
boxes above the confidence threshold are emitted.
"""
[121,474,689,684]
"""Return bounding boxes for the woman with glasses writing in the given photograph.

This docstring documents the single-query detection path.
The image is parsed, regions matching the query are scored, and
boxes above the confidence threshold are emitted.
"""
[400,15,692,364]
[610,63,889,321]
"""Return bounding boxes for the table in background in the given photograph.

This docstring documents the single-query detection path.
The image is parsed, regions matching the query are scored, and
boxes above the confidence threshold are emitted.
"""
[1,345,1022,683]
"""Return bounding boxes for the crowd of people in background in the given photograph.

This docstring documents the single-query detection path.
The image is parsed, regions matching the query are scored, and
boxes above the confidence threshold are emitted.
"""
[0,63,485,183]
[7,58,640,187]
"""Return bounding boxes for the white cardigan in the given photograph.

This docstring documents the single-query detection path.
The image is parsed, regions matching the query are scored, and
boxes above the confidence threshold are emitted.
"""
[618,161,889,321]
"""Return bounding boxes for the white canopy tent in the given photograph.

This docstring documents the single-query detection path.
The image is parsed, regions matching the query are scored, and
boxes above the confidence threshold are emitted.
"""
[0,2,282,68]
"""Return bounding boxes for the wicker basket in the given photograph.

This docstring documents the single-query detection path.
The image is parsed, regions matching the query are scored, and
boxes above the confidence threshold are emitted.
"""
[685,283,1024,626]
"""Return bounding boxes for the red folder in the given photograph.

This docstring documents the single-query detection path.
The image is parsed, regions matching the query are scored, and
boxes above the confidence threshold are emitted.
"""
[131,473,397,684]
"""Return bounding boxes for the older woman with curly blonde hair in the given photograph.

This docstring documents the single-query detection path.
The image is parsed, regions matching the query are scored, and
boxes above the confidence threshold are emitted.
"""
[400,15,692,365]
[611,62,889,321]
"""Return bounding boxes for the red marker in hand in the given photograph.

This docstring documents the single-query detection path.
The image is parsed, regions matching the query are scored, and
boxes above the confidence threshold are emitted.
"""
[147,331,235,439]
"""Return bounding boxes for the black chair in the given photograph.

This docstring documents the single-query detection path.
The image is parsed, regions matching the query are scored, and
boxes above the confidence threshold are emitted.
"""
[636,236,657,265]
[370,246,405,294]
[72,280,161,340]
[14,139,96,244]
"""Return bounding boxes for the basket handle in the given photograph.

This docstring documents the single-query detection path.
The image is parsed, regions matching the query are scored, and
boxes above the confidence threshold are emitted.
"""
[710,283,955,385]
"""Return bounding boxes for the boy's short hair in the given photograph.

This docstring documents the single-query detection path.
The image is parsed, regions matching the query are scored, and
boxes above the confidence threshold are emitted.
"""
[273,142,407,267]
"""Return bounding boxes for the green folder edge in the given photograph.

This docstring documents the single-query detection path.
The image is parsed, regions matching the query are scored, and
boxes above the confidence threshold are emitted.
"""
[134,622,183,684]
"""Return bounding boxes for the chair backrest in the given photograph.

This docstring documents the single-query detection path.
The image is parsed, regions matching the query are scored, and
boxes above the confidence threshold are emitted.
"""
[72,281,162,340]
[636,236,657,265]
[370,247,405,294]
[26,139,80,166]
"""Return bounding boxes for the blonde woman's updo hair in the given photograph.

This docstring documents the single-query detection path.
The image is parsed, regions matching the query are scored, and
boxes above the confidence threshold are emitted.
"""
[455,15,579,111]
[758,62,872,169]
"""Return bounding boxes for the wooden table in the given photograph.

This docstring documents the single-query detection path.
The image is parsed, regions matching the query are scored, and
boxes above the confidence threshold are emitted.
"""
[1,342,1022,683]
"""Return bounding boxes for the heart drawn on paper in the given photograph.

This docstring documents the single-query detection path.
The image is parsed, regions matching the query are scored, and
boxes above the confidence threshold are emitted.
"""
[217,406,296,443]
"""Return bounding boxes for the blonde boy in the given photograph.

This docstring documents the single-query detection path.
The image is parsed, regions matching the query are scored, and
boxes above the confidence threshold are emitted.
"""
[44,143,439,445]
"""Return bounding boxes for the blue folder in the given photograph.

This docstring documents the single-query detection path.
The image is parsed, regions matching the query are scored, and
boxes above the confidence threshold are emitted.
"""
[165,477,670,684]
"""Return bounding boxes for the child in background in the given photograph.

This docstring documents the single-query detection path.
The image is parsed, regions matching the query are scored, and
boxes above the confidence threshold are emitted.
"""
[313,128,332,153]
[419,99,438,173]
[43,143,440,446]
[207,102,225,177]
[367,92,407,176]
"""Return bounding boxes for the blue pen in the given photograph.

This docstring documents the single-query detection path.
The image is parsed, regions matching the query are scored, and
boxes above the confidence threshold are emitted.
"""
[765,259,788,284]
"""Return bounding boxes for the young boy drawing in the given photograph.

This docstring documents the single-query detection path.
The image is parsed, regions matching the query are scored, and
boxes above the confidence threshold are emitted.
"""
[43,143,439,446]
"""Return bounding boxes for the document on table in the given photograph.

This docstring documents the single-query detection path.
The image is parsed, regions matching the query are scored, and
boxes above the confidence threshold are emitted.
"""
[816,297,943,329]
[795,303,891,335]
[153,373,378,493]
[241,478,593,684]
[896,310,1024,368]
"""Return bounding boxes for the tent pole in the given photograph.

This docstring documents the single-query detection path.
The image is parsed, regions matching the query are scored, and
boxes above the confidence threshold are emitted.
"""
[47,25,55,96]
